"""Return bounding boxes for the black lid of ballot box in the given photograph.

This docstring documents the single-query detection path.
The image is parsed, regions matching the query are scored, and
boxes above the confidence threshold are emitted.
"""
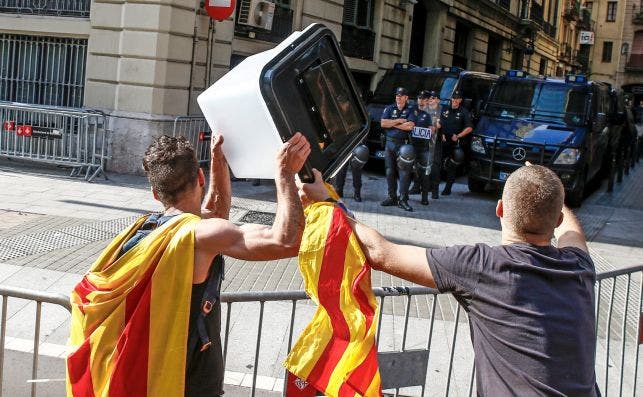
[259,24,369,183]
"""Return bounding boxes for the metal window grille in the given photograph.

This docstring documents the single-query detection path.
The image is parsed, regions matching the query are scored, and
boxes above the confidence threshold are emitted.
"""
[0,0,90,17]
[0,34,87,108]
[343,0,374,29]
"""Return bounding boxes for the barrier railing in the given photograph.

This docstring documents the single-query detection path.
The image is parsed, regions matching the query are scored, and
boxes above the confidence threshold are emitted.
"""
[0,102,110,181]
[0,265,641,396]
[0,285,70,397]
[172,116,211,166]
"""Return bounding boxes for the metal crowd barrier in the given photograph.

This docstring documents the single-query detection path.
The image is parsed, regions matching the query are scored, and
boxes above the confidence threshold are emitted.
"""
[172,116,211,166]
[0,265,641,397]
[0,102,110,182]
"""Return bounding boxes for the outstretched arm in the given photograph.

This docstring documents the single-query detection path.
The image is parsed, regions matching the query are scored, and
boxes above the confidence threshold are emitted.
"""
[195,133,311,268]
[298,169,436,288]
[555,205,588,253]
[202,134,231,220]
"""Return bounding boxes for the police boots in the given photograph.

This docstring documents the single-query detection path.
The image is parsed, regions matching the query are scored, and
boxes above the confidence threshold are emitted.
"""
[353,189,362,202]
[398,197,413,212]
[421,193,429,206]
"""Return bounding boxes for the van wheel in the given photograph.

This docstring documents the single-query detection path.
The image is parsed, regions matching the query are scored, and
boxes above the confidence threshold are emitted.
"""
[567,173,586,208]
[468,177,486,193]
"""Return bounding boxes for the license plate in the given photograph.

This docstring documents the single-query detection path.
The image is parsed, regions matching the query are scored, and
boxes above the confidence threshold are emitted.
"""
[374,150,385,158]
[499,171,510,181]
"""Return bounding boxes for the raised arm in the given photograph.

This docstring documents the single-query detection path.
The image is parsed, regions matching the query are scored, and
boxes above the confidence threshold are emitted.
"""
[298,169,436,288]
[195,133,311,267]
[554,205,588,253]
[201,134,231,220]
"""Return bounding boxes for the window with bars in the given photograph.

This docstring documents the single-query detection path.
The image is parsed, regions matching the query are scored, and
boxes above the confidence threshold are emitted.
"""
[495,0,510,10]
[0,34,87,107]
[343,0,374,29]
[602,41,613,62]
[0,0,90,17]
[606,1,617,21]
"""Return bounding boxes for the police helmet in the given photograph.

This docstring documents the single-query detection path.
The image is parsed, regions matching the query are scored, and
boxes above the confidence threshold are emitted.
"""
[350,144,369,169]
[396,144,416,171]
[450,146,466,165]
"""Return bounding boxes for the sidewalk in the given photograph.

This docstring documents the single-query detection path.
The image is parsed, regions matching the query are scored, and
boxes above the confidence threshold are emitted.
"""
[0,158,641,395]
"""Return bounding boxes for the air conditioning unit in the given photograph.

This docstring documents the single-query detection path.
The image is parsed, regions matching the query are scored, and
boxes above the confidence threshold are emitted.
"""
[238,0,276,30]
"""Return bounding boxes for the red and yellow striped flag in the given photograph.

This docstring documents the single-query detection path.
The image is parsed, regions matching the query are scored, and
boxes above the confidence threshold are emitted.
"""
[66,213,200,396]
[285,202,382,397]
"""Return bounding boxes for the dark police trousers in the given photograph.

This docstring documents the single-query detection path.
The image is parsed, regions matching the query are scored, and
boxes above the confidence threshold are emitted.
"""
[441,140,458,185]
[384,138,411,199]
[413,145,437,198]
[333,161,362,196]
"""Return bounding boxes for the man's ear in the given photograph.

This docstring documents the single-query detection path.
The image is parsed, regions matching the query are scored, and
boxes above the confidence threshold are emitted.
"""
[151,186,160,201]
[496,199,503,218]
[198,168,205,187]
[556,211,564,228]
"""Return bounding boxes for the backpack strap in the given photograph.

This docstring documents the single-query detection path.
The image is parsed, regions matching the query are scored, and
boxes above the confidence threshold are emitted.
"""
[196,255,225,351]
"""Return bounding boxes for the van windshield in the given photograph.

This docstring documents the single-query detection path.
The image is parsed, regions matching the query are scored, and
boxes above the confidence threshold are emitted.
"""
[533,84,588,126]
[485,80,536,119]
[485,80,589,126]
[372,71,457,103]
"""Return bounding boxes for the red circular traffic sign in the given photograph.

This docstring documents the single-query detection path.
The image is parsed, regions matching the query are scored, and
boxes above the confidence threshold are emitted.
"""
[204,0,236,21]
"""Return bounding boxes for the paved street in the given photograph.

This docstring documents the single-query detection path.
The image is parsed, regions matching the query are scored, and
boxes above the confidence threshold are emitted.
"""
[0,157,641,396]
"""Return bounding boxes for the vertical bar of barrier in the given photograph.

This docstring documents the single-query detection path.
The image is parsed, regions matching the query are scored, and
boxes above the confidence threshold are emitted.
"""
[632,277,642,397]
[395,295,413,397]
[421,295,437,397]
[0,296,7,397]
[251,301,265,397]
[596,280,603,364]
[618,274,631,396]
[31,301,42,397]
[468,365,475,396]
[376,296,385,348]
[445,305,461,397]
[605,277,616,396]
[282,300,298,396]
[223,302,232,366]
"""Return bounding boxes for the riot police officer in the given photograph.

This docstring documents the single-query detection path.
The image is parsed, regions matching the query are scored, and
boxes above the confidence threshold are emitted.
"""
[380,87,417,211]
[437,90,473,195]
[333,144,369,202]
[408,90,439,205]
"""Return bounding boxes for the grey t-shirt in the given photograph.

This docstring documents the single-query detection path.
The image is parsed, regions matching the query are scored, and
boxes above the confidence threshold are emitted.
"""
[426,243,600,397]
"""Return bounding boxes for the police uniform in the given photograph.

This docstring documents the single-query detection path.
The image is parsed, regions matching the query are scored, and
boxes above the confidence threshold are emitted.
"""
[409,108,433,203]
[381,100,417,202]
[439,100,473,193]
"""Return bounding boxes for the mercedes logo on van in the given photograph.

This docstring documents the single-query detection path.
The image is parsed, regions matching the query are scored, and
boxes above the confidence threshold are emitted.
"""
[512,147,527,161]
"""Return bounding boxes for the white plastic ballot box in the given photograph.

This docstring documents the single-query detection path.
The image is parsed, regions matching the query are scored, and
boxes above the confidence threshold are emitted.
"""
[197,23,369,182]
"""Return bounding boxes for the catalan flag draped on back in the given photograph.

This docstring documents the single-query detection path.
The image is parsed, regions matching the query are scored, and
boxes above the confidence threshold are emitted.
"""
[66,213,200,396]
[285,202,382,397]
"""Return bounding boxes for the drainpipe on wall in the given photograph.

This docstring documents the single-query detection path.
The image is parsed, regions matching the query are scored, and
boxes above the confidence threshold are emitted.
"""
[187,6,199,115]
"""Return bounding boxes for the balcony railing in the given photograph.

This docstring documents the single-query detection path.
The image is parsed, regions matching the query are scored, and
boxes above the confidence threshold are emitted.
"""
[542,22,556,38]
[340,24,375,61]
[633,11,643,25]
[0,0,90,18]
[563,0,580,21]
[578,8,594,30]
[626,54,643,71]
[234,5,293,44]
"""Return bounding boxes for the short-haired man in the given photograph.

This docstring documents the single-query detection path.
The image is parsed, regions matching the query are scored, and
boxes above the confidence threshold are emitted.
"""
[299,165,599,396]
[380,87,417,210]
[67,133,310,396]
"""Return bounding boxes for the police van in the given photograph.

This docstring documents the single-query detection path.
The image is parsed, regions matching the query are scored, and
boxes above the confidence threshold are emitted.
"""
[467,70,612,207]
[365,64,498,161]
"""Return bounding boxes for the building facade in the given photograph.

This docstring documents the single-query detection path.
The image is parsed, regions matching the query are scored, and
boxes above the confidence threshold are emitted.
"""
[1,0,568,173]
